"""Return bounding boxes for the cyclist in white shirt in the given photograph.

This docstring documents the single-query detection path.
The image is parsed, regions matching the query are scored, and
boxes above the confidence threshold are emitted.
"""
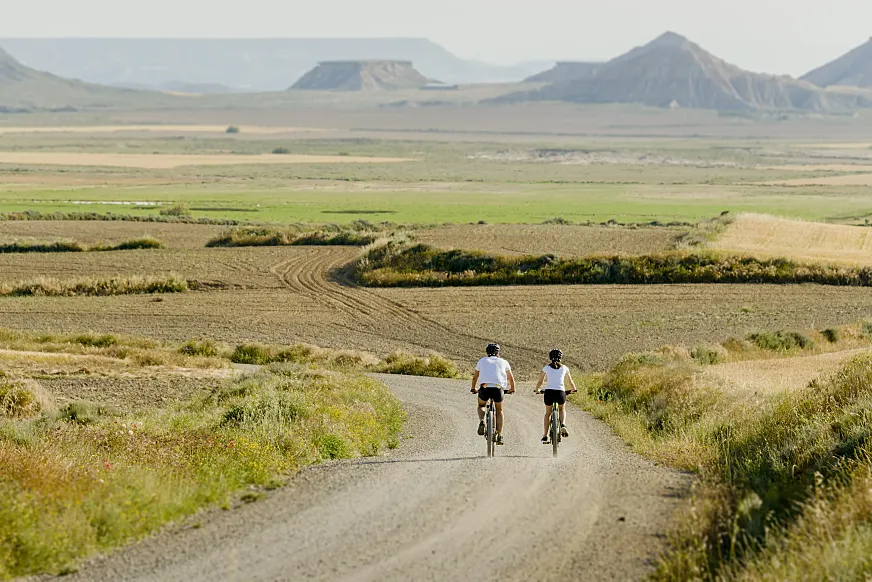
[470,343,516,445]
[534,349,577,444]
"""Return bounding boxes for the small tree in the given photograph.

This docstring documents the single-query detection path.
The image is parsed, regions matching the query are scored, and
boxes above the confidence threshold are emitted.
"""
[225,126,240,134]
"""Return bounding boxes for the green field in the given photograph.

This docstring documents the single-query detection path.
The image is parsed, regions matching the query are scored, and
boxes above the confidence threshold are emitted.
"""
[2,130,872,225]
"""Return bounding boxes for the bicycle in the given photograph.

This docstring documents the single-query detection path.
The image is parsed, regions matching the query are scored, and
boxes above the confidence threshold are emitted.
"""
[536,389,577,458]
[481,388,509,458]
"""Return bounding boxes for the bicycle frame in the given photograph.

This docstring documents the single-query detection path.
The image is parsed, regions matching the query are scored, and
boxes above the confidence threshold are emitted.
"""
[482,388,509,458]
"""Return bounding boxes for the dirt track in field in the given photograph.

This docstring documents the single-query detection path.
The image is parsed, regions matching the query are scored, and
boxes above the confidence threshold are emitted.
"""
[61,375,689,582]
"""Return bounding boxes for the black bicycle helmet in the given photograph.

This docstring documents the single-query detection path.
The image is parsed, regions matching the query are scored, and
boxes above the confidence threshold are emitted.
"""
[549,348,563,362]
[486,343,501,356]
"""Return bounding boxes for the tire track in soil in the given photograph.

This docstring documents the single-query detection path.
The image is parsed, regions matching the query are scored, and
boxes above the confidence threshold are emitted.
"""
[269,248,542,364]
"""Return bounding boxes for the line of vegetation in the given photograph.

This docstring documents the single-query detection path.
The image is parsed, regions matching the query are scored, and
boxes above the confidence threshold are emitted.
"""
[0,364,404,578]
[0,237,164,253]
[542,216,697,228]
[575,348,872,579]
[0,329,228,370]
[0,329,461,379]
[230,342,460,379]
[0,210,243,226]
[688,321,871,367]
[205,225,385,248]
[0,275,188,297]
[355,243,872,288]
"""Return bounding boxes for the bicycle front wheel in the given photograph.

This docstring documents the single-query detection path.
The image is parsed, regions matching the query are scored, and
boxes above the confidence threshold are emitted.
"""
[551,407,559,458]
[486,406,495,458]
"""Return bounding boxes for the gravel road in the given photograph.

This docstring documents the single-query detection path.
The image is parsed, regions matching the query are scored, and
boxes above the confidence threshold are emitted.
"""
[64,375,689,582]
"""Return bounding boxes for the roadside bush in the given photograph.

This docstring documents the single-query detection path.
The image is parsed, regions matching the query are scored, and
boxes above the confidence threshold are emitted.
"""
[374,351,460,378]
[72,333,119,348]
[0,378,49,418]
[179,339,220,358]
[582,348,872,579]
[159,204,192,217]
[747,330,814,352]
[690,345,727,365]
[225,125,240,134]
[822,328,842,343]
[272,147,291,154]
[231,344,273,365]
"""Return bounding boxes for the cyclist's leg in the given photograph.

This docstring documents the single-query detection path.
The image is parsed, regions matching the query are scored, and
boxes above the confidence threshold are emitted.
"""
[494,401,504,434]
[543,404,552,437]
[558,403,566,426]
[477,397,487,421]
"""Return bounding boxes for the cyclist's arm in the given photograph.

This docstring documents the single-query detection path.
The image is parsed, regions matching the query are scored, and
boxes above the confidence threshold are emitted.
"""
[506,369,516,393]
[534,372,546,393]
[566,370,578,393]
[471,370,480,393]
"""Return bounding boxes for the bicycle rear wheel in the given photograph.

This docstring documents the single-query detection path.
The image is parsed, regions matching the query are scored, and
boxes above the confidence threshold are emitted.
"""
[486,405,495,457]
[551,407,559,458]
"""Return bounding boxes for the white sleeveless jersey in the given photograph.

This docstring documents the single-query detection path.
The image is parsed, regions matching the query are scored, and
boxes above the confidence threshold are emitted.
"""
[542,365,569,391]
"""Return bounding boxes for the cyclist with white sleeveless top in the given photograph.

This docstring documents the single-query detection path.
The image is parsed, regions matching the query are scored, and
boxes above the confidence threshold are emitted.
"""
[534,348,577,444]
[471,343,516,445]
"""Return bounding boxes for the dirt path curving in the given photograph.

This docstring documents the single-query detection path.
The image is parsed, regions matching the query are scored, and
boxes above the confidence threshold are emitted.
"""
[269,247,544,368]
[62,375,689,582]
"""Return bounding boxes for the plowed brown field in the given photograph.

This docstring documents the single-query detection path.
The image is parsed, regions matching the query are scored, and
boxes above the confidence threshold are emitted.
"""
[0,220,224,249]
[415,224,681,257]
[2,246,871,377]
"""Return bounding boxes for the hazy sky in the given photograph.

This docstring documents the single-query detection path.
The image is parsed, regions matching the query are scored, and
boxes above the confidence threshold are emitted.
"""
[6,0,871,75]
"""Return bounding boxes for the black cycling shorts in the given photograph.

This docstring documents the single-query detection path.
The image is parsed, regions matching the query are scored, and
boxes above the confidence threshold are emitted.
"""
[543,390,566,406]
[478,387,504,403]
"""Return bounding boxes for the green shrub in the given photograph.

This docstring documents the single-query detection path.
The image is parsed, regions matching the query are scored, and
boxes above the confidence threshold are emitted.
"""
[375,352,460,378]
[822,328,841,343]
[230,344,272,365]
[225,125,240,134]
[317,434,351,459]
[690,345,727,365]
[179,339,220,358]
[72,334,118,348]
[110,238,164,251]
[159,204,191,217]
[57,401,110,425]
[747,330,815,352]
[272,147,290,154]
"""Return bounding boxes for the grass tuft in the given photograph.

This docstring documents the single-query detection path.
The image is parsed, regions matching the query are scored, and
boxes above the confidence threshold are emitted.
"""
[374,351,460,378]
[0,378,49,418]
[747,330,815,352]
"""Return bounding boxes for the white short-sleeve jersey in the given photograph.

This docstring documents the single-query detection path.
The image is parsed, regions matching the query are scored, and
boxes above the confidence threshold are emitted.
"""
[476,356,512,388]
[542,364,570,391]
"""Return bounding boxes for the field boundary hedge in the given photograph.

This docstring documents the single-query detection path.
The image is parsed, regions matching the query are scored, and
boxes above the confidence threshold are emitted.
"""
[355,243,872,287]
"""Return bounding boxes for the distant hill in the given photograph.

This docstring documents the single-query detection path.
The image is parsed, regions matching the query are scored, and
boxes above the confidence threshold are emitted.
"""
[802,38,872,88]
[524,62,600,84]
[0,38,545,91]
[291,61,430,91]
[0,47,162,112]
[495,32,872,113]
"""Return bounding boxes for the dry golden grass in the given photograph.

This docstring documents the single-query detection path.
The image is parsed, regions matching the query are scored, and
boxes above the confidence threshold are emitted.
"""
[0,152,412,169]
[701,348,869,397]
[709,213,872,266]
[414,224,680,257]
